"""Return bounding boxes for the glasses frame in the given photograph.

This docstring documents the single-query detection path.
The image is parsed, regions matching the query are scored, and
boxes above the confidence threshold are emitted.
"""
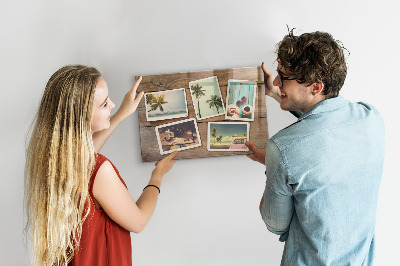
[277,70,297,86]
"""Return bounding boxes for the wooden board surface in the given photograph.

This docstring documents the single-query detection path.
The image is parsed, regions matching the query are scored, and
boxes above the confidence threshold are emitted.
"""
[136,66,269,162]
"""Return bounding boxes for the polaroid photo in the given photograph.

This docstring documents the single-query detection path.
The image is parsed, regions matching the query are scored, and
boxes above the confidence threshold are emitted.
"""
[155,118,202,155]
[207,122,249,151]
[225,80,257,121]
[189,76,225,120]
[145,88,188,122]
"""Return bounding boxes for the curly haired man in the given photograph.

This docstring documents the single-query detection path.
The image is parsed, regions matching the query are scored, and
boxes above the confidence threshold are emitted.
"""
[246,30,385,265]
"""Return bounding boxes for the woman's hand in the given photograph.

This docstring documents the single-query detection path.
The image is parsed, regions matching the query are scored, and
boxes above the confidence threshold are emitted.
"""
[115,76,144,120]
[152,151,178,178]
[92,77,144,152]
[262,62,281,103]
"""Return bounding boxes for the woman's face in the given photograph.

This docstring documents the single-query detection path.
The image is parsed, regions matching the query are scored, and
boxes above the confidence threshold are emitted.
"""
[91,77,115,133]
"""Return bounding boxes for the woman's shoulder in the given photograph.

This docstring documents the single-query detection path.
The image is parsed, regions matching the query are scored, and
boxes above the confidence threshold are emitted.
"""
[94,153,127,188]
[95,153,108,164]
[97,160,117,178]
[90,154,115,193]
[91,153,109,178]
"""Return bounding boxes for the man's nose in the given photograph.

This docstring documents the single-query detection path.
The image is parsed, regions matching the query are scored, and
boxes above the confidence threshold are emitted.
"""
[273,75,281,87]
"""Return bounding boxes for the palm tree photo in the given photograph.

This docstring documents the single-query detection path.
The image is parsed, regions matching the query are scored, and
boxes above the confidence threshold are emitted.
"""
[211,127,218,144]
[190,83,206,118]
[146,94,155,105]
[148,94,168,112]
[206,95,223,113]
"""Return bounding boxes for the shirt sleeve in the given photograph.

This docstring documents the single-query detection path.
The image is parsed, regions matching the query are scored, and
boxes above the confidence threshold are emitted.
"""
[260,139,294,241]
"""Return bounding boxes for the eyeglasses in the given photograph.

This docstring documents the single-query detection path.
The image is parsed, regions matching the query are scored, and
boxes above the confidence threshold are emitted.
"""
[277,70,297,86]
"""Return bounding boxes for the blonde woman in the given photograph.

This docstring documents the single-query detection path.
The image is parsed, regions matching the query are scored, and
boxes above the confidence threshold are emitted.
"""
[25,65,177,266]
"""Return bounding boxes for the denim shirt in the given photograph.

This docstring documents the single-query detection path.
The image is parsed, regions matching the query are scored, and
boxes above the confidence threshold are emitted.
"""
[260,96,385,266]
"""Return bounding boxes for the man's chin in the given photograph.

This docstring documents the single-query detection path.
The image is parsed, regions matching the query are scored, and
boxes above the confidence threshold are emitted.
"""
[279,103,290,111]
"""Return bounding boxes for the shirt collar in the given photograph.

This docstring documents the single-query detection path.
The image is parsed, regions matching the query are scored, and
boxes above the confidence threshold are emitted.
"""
[298,95,350,121]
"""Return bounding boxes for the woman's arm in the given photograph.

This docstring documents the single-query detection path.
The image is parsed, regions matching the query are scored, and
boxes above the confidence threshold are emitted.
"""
[93,151,178,233]
[92,77,144,152]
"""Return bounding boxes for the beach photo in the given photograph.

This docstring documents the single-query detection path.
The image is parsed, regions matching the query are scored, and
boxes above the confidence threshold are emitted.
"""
[189,76,225,120]
[225,80,257,121]
[145,88,188,121]
[155,118,201,154]
[207,122,249,151]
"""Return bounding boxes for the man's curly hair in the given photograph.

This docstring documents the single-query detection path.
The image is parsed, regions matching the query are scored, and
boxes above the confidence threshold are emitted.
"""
[277,30,348,98]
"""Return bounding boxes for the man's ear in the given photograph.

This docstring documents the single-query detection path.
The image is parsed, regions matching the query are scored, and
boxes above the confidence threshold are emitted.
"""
[312,82,324,96]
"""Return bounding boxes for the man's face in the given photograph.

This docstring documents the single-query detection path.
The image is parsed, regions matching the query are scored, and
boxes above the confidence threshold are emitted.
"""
[273,64,315,113]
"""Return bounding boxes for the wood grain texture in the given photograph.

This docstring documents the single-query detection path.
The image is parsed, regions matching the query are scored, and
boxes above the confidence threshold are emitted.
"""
[136,66,269,162]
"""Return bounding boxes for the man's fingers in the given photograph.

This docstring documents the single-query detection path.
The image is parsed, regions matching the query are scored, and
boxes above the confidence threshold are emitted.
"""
[246,153,253,159]
[245,141,259,152]
[261,62,272,77]
[246,153,257,162]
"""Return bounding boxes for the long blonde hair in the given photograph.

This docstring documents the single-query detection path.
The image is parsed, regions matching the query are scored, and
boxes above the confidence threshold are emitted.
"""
[25,65,101,265]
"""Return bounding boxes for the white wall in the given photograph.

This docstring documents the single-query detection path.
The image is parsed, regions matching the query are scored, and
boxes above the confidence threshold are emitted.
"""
[1,0,399,265]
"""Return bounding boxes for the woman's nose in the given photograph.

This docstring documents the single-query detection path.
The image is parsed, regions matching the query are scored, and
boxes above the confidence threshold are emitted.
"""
[109,100,115,109]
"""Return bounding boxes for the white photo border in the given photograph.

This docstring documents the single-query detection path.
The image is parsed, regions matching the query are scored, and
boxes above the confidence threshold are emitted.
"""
[207,121,250,152]
[145,88,188,122]
[189,76,226,121]
[155,118,202,155]
[225,79,257,122]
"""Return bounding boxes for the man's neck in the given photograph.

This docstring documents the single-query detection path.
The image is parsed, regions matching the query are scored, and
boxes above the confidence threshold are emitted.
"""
[301,95,327,113]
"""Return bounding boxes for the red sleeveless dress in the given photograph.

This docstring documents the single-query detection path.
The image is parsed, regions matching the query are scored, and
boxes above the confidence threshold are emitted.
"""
[69,153,132,266]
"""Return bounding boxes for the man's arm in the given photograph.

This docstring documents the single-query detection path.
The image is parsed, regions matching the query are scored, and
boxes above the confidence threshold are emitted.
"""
[260,184,293,239]
[262,62,281,102]
[260,140,294,240]
[259,195,264,211]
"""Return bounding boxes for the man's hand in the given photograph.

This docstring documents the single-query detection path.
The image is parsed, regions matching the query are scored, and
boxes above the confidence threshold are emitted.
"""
[245,141,266,165]
[262,62,281,103]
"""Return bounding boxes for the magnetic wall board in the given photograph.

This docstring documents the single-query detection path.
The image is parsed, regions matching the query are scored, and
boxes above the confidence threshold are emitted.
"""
[136,66,269,162]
